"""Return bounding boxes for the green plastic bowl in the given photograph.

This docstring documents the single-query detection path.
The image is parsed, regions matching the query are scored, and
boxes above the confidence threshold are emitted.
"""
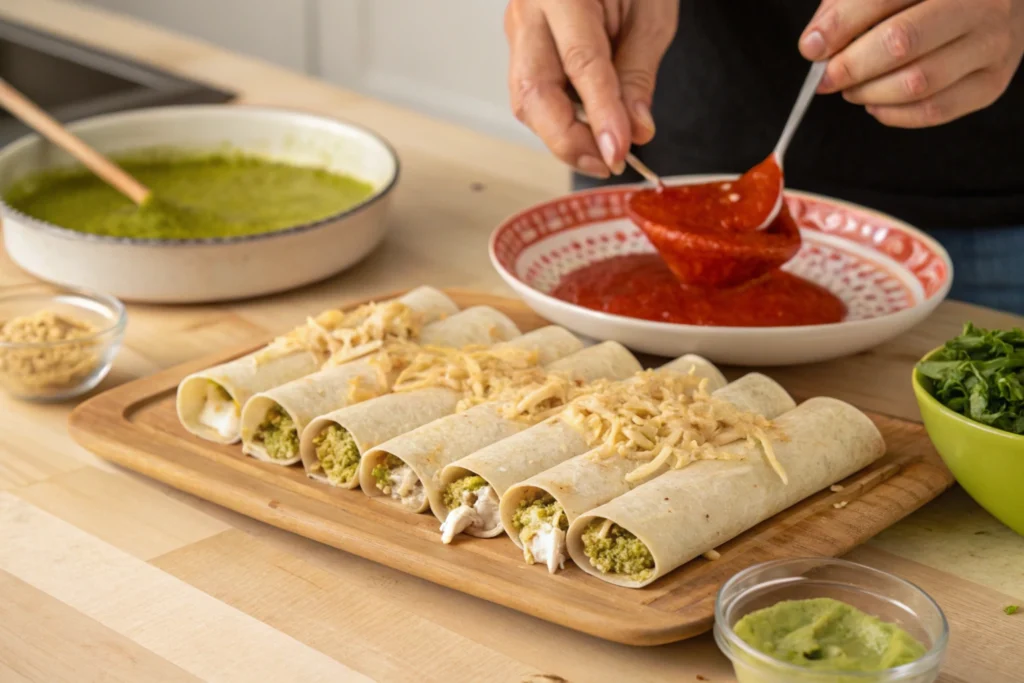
[912,348,1024,536]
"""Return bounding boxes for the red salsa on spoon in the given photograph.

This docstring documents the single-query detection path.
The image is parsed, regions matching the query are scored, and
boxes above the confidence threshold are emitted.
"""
[552,161,845,328]
[551,61,843,328]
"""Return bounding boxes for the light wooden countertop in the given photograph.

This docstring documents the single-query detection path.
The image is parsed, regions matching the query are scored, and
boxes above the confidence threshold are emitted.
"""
[0,2,1021,682]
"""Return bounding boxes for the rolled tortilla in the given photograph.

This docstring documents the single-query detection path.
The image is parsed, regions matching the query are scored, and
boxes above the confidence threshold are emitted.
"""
[308,325,585,488]
[239,306,521,465]
[176,286,457,444]
[566,397,886,588]
[437,354,724,539]
[498,373,795,572]
[360,340,640,516]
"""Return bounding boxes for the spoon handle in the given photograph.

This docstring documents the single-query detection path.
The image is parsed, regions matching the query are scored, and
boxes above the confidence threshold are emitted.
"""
[772,61,828,164]
[0,79,152,206]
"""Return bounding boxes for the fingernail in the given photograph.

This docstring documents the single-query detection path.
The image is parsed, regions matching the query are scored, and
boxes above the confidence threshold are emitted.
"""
[634,101,656,134]
[801,30,826,60]
[819,71,833,92]
[598,131,622,173]
[576,155,610,179]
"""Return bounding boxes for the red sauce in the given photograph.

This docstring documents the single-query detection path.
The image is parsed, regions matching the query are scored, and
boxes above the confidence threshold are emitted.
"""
[627,158,793,290]
[629,156,782,235]
[551,253,845,327]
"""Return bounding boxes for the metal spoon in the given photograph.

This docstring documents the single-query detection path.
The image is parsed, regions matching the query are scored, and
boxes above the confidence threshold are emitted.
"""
[754,60,828,230]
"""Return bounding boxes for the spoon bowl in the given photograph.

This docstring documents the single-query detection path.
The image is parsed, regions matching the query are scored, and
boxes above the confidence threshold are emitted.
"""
[629,196,801,289]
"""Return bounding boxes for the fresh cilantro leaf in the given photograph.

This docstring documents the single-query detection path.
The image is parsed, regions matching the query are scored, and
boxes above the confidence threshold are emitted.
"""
[917,323,1024,435]
[1005,605,1019,615]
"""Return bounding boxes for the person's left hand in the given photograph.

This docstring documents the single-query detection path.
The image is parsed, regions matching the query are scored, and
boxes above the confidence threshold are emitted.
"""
[799,0,1024,128]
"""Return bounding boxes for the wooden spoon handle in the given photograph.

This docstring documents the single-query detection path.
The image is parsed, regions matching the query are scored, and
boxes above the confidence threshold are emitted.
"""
[571,101,664,189]
[0,79,151,206]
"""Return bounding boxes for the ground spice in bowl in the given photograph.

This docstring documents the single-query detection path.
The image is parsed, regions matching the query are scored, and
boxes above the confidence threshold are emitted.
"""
[0,309,101,394]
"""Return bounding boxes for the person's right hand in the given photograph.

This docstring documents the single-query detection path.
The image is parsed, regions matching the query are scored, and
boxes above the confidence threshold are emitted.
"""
[505,0,679,178]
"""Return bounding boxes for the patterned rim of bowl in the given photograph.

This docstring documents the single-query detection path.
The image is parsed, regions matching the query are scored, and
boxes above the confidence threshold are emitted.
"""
[490,177,953,333]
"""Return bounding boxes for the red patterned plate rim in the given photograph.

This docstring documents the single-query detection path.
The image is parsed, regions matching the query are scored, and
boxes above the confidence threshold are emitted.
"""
[489,177,953,335]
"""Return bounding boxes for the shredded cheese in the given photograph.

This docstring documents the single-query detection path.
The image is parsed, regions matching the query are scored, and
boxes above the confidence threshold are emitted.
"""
[255,300,423,366]
[560,370,788,484]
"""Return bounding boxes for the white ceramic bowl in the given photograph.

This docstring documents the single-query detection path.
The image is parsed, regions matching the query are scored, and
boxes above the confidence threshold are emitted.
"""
[490,176,953,366]
[0,105,399,303]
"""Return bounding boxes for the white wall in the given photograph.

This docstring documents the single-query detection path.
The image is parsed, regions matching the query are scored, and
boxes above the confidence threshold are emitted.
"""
[76,0,539,147]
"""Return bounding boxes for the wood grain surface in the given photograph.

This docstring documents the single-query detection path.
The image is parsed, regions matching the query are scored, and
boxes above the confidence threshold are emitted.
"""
[69,290,956,646]
[1,2,1022,681]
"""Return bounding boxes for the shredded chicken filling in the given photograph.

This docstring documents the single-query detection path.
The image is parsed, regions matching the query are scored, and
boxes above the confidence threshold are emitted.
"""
[439,476,500,543]
[511,496,569,573]
[372,454,425,510]
[197,381,240,438]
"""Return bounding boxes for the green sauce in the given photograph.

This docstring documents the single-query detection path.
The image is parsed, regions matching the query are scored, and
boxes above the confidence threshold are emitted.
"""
[4,151,376,240]
[733,598,927,674]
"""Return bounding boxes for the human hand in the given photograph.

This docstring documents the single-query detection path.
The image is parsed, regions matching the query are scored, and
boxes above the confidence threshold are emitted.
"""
[800,0,1024,128]
[505,0,678,178]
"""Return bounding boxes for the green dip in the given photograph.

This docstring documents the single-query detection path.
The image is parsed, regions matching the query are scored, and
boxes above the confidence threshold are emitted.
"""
[733,598,927,673]
[313,424,361,486]
[254,405,299,461]
[4,151,375,239]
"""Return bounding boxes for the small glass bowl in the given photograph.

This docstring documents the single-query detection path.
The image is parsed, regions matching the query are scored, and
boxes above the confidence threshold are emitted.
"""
[714,558,948,683]
[0,284,126,402]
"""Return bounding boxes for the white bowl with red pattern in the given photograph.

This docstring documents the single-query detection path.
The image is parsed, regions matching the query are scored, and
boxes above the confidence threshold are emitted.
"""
[489,176,953,366]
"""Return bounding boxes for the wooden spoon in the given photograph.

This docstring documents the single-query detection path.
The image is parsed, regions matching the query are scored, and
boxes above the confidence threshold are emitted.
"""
[0,78,152,206]
[572,103,664,189]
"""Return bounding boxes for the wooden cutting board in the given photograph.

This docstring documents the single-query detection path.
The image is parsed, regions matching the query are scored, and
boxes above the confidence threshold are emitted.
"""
[68,289,955,646]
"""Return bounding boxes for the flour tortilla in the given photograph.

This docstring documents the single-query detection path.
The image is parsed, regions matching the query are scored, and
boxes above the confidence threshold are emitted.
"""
[176,286,457,444]
[301,388,463,487]
[360,340,640,515]
[566,397,886,588]
[310,325,584,486]
[499,372,795,550]
[238,306,520,464]
[438,354,724,537]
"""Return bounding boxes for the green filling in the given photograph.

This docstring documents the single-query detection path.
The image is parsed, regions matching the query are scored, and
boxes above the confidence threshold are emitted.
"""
[371,454,404,493]
[581,521,654,581]
[254,405,299,461]
[5,151,375,240]
[733,598,928,672]
[512,496,568,545]
[443,475,487,510]
[313,424,360,486]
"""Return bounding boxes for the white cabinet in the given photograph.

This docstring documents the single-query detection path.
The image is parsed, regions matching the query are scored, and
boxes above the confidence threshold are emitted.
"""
[76,0,311,72]
[76,0,536,146]
[314,0,536,147]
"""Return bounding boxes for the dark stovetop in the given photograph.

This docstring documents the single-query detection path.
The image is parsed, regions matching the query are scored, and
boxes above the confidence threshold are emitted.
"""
[0,18,235,147]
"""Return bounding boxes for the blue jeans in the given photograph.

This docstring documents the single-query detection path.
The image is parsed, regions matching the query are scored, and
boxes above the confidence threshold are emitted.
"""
[929,226,1024,316]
